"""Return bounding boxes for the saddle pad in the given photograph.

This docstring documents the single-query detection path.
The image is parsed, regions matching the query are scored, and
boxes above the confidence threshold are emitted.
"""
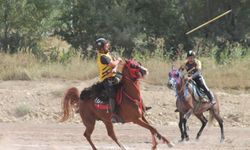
[94,97,111,110]
[186,82,209,102]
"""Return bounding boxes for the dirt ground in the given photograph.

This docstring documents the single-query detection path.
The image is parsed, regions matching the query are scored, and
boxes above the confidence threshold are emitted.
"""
[0,79,250,150]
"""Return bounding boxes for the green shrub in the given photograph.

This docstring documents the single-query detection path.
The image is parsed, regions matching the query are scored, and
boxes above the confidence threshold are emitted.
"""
[15,104,31,117]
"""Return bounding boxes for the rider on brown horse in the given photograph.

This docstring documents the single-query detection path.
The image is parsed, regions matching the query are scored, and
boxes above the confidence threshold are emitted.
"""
[179,50,216,105]
[96,38,123,122]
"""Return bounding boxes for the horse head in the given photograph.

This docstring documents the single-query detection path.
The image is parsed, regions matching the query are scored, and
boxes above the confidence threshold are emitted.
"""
[167,67,183,90]
[122,59,148,81]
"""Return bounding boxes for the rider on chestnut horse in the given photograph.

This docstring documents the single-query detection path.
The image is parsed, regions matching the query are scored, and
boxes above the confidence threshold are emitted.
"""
[95,38,123,122]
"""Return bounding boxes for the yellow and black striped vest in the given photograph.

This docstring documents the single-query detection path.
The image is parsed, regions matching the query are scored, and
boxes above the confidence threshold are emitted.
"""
[97,52,116,81]
[184,59,201,76]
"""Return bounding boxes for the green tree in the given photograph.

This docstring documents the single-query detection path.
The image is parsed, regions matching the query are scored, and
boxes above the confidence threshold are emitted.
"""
[0,0,60,53]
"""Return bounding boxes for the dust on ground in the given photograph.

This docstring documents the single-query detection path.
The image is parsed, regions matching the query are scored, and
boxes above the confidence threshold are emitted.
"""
[0,79,249,150]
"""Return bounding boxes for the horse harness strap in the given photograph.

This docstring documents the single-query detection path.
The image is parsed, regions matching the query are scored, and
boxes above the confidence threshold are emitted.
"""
[122,89,143,112]
[121,75,143,113]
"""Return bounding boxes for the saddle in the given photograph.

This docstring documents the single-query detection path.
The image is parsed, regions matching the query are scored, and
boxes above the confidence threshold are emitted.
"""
[81,81,144,114]
[94,88,122,111]
[85,82,121,111]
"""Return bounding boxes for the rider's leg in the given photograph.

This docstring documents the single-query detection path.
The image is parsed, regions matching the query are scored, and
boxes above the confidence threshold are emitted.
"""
[194,76,215,104]
[104,78,122,123]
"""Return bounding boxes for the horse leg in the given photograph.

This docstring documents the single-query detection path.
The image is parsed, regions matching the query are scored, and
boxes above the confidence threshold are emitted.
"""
[183,108,193,120]
[211,109,225,142]
[195,113,207,140]
[142,115,158,149]
[182,118,189,141]
[178,113,185,142]
[103,121,126,150]
[133,118,174,149]
[83,119,97,150]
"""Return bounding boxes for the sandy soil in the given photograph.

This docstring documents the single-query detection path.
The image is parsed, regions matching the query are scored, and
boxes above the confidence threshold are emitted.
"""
[0,79,250,150]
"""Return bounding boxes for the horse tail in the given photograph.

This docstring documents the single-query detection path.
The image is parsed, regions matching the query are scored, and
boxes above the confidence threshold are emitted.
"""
[60,87,80,122]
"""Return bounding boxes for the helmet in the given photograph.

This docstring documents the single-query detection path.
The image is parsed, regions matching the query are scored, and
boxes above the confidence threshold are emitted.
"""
[95,38,108,50]
[187,50,196,57]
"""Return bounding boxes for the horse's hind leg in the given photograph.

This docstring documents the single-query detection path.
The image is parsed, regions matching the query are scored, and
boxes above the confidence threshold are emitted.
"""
[195,113,207,140]
[82,119,97,150]
[103,121,126,150]
[211,109,225,142]
[142,115,158,149]
[133,118,174,149]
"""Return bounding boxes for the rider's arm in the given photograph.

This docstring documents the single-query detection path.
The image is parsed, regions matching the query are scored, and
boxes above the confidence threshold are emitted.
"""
[191,60,202,79]
[179,63,186,71]
[100,55,120,68]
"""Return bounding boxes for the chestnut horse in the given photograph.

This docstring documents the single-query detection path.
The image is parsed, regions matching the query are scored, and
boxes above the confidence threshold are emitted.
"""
[60,59,173,150]
[167,68,225,142]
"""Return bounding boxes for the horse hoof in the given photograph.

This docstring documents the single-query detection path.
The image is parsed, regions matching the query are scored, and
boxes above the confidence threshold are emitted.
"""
[195,137,200,142]
[220,138,225,143]
[167,142,174,148]
[185,137,189,141]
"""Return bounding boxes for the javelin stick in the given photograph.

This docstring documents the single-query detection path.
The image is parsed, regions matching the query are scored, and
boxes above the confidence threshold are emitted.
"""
[186,9,232,35]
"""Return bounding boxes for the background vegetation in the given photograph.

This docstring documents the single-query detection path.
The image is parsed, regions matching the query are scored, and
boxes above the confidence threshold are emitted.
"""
[0,0,249,89]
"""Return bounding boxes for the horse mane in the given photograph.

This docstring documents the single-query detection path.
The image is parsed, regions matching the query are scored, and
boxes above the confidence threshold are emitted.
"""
[80,82,107,101]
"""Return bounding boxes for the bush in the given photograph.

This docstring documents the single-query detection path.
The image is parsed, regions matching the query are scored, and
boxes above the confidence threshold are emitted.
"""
[15,104,31,117]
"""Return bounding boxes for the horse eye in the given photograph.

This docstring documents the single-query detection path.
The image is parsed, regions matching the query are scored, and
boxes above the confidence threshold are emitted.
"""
[130,64,138,69]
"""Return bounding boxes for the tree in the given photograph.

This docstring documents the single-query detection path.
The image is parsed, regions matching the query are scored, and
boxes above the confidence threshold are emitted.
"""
[0,0,60,53]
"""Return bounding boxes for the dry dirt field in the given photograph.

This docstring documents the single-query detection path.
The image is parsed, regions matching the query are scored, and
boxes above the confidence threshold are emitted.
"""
[0,79,250,150]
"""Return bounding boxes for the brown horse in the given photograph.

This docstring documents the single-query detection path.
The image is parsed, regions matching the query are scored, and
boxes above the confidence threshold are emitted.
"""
[167,68,225,142]
[60,59,174,150]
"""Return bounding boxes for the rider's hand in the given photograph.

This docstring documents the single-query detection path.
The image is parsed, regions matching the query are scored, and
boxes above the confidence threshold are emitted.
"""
[186,76,192,81]
[117,57,122,61]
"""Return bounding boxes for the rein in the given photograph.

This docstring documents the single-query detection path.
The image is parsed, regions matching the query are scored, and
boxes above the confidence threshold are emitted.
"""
[177,78,186,95]
[121,73,143,113]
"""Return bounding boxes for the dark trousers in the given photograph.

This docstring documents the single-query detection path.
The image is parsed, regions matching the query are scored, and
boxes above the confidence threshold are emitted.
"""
[103,78,118,113]
[193,75,214,101]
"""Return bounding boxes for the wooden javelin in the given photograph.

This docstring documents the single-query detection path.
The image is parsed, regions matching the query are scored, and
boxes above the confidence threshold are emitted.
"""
[186,9,232,35]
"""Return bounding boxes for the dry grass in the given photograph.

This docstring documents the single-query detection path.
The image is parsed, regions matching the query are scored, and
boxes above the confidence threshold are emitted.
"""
[40,57,98,80]
[142,57,171,86]
[1,52,249,90]
[0,53,97,81]
[143,56,250,90]
[201,57,250,90]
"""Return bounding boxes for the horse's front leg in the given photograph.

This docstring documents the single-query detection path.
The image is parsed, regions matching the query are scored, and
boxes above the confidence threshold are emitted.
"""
[178,113,185,142]
[179,113,189,142]
[142,115,158,149]
[133,117,174,149]
[183,118,189,141]
[103,121,126,150]
[183,108,193,120]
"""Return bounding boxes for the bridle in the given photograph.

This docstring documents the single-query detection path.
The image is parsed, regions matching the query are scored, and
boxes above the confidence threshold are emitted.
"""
[119,61,145,112]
